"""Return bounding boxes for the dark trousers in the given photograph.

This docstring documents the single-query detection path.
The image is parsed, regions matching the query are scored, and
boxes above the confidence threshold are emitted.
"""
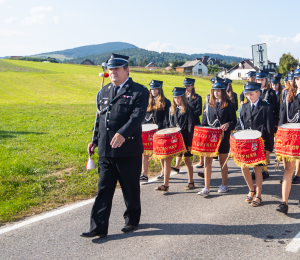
[89,155,142,234]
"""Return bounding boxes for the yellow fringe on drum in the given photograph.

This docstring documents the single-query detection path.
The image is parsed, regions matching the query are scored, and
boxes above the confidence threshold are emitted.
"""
[191,150,218,157]
[151,150,187,161]
[231,157,267,168]
[275,153,300,162]
[143,150,153,156]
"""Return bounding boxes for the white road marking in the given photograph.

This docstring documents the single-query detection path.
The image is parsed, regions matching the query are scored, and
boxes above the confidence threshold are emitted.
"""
[286,231,300,253]
[0,170,183,235]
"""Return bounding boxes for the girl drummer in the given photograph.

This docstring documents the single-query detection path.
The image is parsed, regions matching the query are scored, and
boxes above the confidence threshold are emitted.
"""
[254,70,277,180]
[198,77,237,196]
[172,78,203,171]
[270,74,283,133]
[235,82,274,207]
[140,80,171,182]
[155,87,195,192]
[224,78,238,111]
[276,66,300,214]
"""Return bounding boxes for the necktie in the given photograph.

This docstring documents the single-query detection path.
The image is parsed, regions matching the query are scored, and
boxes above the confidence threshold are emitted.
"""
[251,104,255,113]
[113,86,120,98]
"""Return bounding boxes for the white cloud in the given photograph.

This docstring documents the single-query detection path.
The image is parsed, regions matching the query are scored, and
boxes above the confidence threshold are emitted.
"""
[0,0,5,4]
[259,33,300,62]
[0,29,27,36]
[21,6,59,26]
[5,16,18,24]
[30,6,52,14]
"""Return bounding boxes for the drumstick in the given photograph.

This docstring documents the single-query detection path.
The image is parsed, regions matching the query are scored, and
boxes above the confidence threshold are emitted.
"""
[221,151,231,170]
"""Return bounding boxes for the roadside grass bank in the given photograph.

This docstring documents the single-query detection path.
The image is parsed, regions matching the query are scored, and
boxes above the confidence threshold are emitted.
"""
[0,60,245,224]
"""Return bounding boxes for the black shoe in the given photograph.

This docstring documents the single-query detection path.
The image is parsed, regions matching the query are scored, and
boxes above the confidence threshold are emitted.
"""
[292,175,300,184]
[81,231,107,238]
[121,224,138,233]
[213,156,219,161]
[262,171,269,180]
[198,171,204,178]
[139,174,148,182]
[251,171,255,180]
[195,164,204,168]
[171,167,180,173]
[276,202,288,215]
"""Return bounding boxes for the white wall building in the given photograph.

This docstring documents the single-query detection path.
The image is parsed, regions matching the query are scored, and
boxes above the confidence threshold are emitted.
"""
[176,60,208,76]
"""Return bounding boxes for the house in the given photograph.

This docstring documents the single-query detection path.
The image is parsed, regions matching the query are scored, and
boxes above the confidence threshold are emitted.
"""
[81,59,95,65]
[145,62,158,68]
[197,55,224,68]
[176,59,208,76]
[217,60,277,80]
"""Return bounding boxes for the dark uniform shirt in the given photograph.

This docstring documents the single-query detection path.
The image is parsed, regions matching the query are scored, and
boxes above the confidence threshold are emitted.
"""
[279,94,300,125]
[188,94,202,125]
[236,99,274,152]
[93,77,149,157]
[170,105,195,148]
[142,98,171,130]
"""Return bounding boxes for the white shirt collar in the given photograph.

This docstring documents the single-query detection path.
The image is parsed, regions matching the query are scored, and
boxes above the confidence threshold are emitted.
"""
[251,98,260,108]
[177,105,181,110]
[114,78,129,93]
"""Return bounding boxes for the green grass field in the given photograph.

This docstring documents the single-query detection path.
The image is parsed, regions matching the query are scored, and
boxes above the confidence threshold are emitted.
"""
[0,59,245,224]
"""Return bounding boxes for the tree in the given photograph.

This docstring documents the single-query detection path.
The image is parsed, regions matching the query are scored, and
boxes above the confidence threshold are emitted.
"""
[142,59,148,67]
[278,53,299,76]
[231,62,237,67]
[162,60,168,68]
[128,59,135,66]
[138,59,143,67]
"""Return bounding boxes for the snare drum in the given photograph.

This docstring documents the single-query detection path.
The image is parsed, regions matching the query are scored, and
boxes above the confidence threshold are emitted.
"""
[275,123,300,161]
[191,126,224,157]
[152,127,186,159]
[142,124,158,155]
[230,130,266,167]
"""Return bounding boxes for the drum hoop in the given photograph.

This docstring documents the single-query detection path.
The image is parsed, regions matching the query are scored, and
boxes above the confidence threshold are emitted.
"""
[155,127,181,135]
[232,130,261,140]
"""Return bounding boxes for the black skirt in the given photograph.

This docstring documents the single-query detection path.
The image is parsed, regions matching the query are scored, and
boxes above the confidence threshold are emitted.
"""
[218,130,230,154]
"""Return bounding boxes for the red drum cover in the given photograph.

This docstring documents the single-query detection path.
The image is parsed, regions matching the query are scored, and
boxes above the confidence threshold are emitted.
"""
[275,124,300,161]
[191,126,223,157]
[153,129,186,159]
[142,129,157,155]
[230,131,266,167]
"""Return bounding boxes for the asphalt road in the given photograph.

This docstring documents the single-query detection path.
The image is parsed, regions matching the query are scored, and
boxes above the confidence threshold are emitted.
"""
[1,153,300,260]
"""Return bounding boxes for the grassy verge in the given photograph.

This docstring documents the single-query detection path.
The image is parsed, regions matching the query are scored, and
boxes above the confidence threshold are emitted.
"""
[0,59,245,224]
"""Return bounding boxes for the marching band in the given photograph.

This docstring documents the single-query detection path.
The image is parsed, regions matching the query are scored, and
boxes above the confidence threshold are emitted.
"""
[83,52,300,239]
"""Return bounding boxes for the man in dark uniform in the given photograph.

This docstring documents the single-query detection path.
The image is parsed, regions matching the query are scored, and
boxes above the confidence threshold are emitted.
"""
[81,53,149,238]
[240,71,256,105]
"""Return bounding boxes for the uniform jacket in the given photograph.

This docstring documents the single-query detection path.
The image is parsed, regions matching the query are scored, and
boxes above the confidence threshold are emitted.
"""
[279,95,300,125]
[188,94,202,125]
[93,78,149,157]
[202,101,237,145]
[142,98,171,130]
[273,92,281,127]
[170,105,195,148]
[228,92,238,111]
[260,86,277,113]
[236,99,274,152]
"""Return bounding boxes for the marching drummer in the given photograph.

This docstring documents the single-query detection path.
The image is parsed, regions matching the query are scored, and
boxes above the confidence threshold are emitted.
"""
[252,70,277,180]
[235,81,274,207]
[240,71,256,105]
[198,77,237,196]
[224,78,238,111]
[172,78,203,172]
[155,87,195,191]
[270,73,283,133]
[277,65,300,214]
[140,80,171,182]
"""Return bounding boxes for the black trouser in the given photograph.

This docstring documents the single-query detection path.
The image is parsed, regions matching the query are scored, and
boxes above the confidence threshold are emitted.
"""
[89,155,142,234]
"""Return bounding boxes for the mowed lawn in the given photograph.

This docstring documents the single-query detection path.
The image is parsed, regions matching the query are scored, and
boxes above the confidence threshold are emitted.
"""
[0,59,245,224]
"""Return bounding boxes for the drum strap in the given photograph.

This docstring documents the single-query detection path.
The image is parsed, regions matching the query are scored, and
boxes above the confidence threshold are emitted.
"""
[286,99,300,123]
[238,104,245,130]
[206,96,220,127]
[144,112,153,122]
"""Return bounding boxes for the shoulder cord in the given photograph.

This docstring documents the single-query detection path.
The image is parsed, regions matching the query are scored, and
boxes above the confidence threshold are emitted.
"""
[169,107,180,128]
[144,112,153,122]
[238,104,245,130]
[263,88,269,102]
[206,95,220,127]
[286,98,300,123]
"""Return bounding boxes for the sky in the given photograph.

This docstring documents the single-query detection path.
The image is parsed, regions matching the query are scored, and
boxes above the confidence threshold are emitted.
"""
[0,0,299,64]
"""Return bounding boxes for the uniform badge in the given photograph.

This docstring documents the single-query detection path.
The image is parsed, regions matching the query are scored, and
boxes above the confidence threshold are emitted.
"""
[104,100,108,104]
[108,85,111,89]
[100,106,102,110]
